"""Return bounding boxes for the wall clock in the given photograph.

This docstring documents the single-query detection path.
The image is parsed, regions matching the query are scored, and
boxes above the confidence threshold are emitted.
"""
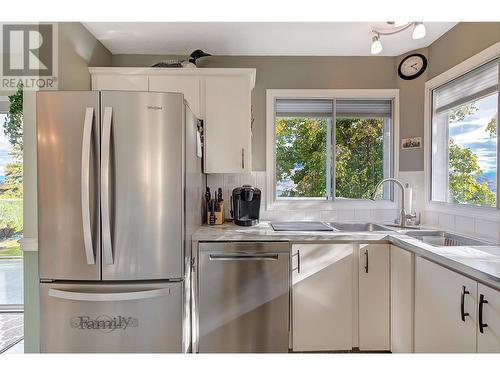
[398,53,428,80]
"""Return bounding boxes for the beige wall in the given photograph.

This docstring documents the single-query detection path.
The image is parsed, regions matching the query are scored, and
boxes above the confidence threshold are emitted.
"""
[58,23,112,89]
[428,22,500,79]
[396,48,429,171]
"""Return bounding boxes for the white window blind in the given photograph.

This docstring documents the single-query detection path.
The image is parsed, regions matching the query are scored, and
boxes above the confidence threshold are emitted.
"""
[433,58,499,113]
[275,99,333,117]
[336,99,392,118]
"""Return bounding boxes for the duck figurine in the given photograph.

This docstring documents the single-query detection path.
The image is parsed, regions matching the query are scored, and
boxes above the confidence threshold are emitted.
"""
[181,49,212,68]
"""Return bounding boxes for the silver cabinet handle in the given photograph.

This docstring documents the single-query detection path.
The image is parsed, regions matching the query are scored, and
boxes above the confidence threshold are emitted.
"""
[241,147,245,169]
[209,253,279,261]
[364,250,369,273]
[48,287,170,302]
[81,107,95,265]
[101,107,113,265]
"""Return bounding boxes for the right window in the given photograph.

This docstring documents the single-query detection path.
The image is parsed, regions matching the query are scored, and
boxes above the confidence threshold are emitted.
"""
[431,58,499,207]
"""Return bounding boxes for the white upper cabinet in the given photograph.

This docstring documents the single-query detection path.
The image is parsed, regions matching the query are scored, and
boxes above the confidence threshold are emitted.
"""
[477,283,500,353]
[91,74,149,91]
[358,244,390,351]
[203,75,252,173]
[415,257,477,353]
[89,68,256,173]
[291,243,353,351]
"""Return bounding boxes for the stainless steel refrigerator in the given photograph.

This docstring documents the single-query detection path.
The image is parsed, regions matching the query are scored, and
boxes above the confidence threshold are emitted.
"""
[36,91,203,353]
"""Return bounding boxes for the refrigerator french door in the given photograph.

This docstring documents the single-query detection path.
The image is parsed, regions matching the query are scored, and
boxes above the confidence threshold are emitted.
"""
[37,90,199,352]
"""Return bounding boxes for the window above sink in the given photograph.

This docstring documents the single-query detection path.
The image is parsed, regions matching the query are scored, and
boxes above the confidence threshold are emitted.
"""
[266,89,400,211]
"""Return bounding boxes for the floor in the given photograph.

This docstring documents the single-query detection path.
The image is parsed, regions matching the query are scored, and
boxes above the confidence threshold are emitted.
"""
[0,313,24,353]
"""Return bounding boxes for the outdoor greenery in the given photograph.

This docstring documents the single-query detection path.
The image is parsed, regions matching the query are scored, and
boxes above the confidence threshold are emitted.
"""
[447,102,497,206]
[335,118,384,199]
[0,85,23,257]
[275,116,385,199]
[276,117,327,197]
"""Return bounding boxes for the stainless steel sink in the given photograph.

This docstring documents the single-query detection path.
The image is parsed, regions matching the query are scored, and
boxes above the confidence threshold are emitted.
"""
[404,230,490,246]
[328,222,391,232]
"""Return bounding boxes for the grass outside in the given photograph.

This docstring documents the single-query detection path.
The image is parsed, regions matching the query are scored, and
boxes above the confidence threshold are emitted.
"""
[0,239,22,256]
[0,199,23,257]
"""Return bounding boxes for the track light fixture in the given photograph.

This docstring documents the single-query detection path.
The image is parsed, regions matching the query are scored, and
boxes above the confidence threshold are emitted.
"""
[370,22,426,55]
[371,34,383,55]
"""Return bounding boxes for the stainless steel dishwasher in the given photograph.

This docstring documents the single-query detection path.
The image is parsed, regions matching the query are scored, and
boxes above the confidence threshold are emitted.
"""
[197,242,290,353]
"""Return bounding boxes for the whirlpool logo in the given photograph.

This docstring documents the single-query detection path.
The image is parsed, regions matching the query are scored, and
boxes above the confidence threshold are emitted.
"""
[70,315,139,333]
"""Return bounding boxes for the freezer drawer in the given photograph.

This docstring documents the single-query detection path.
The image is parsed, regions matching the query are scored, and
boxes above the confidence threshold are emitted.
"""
[40,282,184,353]
[197,242,290,353]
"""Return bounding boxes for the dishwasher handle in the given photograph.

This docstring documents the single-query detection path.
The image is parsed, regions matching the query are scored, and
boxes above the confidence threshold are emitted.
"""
[209,253,279,261]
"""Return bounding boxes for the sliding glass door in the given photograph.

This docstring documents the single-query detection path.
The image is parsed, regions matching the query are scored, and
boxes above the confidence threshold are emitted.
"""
[0,97,23,312]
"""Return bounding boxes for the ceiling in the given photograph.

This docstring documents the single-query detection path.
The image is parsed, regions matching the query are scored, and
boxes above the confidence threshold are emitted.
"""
[83,22,457,57]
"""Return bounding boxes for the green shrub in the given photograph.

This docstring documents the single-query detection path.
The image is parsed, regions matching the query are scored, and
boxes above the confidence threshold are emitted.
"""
[0,199,23,235]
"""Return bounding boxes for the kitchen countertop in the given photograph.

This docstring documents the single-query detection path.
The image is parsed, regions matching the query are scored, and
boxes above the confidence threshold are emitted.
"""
[193,221,500,290]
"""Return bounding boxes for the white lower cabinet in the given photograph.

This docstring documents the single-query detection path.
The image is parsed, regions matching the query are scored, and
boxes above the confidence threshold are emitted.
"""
[390,245,414,353]
[358,244,390,351]
[415,257,477,353]
[477,283,500,353]
[292,243,353,351]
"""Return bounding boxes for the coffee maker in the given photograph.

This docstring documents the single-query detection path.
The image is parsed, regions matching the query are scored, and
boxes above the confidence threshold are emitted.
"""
[231,185,261,226]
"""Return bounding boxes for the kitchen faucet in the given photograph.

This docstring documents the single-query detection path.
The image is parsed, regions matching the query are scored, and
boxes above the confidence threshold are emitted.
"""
[370,178,415,228]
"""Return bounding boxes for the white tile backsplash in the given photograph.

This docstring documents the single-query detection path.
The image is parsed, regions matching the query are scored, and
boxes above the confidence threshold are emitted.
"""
[354,209,371,221]
[454,215,475,235]
[438,213,455,231]
[474,219,500,242]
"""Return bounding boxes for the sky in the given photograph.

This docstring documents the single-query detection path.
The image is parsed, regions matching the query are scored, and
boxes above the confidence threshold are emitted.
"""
[448,93,498,189]
[0,113,12,179]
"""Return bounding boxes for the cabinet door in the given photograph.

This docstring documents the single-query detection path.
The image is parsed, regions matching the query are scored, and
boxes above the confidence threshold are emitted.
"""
[358,244,390,351]
[91,74,148,91]
[477,283,500,353]
[390,245,414,353]
[203,75,252,173]
[415,257,477,353]
[292,244,353,351]
[149,75,201,119]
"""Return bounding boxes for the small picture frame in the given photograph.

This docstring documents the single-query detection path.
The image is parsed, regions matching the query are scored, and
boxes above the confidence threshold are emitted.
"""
[401,136,422,150]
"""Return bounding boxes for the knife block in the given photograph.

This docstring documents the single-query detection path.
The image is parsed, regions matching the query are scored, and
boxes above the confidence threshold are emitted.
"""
[207,202,224,225]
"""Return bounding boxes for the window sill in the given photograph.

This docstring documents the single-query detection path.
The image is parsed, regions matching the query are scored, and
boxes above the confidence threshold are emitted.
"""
[425,201,500,221]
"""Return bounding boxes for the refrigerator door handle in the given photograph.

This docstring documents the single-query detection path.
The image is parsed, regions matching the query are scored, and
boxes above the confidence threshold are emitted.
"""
[48,287,171,302]
[101,107,114,265]
[81,107,95,265]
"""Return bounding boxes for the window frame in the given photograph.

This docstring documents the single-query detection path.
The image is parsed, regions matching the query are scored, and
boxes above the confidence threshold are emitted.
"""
[266,89,400,211]
[424,42,500,219]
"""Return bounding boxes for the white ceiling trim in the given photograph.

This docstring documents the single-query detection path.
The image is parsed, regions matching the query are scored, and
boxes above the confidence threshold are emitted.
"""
[83,22,457,57]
